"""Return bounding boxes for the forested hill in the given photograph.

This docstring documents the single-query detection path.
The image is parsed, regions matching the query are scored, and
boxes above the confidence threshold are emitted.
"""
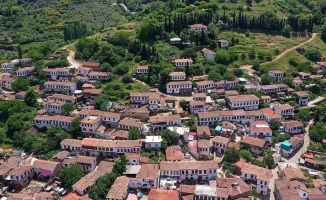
[0,0,128,60]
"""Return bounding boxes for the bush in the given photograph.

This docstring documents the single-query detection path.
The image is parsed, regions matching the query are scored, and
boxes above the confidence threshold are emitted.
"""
[121,75,133,83]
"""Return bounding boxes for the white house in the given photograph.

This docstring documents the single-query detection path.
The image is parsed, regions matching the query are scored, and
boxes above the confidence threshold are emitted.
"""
[166,81,192,95]
[196,80,215,93]
[175,58,193,67]
[240,163,272,195]
[102,112,121,127]
[60,139,82,154]
[145,136,163,150]
[217,39,229,49]
[1,62,16,70]
[149,115,181,131]
[118,117,145,133]
[8,165,34,187]
[198,110,251,126]
[80,116,102,136]
[43,101,66,114]
[88,71,109,81]
[34,115,74,130]
[197,139,211,159]
[294,91,309,106]
[76,155,97,172]
[43,81,77,94]
[136,65,149,75]
[189,24,208,32]
[170,37,182,45]
[159,161,218,183]
[16,67,34,77]
[274,104,294,118]
[125,153,141,165]
[129,164,159,189]
[77,66,92,77]
[281,121,303,134]
[48,94,77,104]
[189,101,211,114]
[43,68,70,80]
[0,75,15,90]
[249,121,272,144]
[212,136,230,153]
[227,95,260,111]
[202,48,216,59]
[169,71,186,81]
[268,70,285,81]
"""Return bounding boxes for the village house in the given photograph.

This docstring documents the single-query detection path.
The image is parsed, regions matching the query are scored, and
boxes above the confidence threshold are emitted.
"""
[196,80,215,93]
[77,66,92,76]
[102,112,121,127]
[43,81,77,94]
[136,65,149,75]
[240,136,266,156]
[260,85,278,96]
[217,39,229,49]
[129,164,159,189]
[189,100,211,114]
[189,24,208,32]
[293,78,303,87]
[19,58,33,65]
[224,90,239,97]
[118,117,145,133]
[274,178,301,200]
[215,121,237,141]
[80,62,100,71]
[268,70,285,81]
[170,37,181,45]
[261,96,272,104]
[159,160,218,184]
[179,184,229,200]
[274,104,294,118]
[60,139,82,154]
[16,66,34,77]
[121,108,150,122]
[293,91,309,106]
[130,92,150,106]
[224,78,240,89]
[240,162,272,195]
[82,88,103,99]
[196,126,211,140]
[169,71,186,81]
[174,58,193,67]
[281,137,304,157]
[226,94,260,111]
[73,170,102,196]
[48,94,77,104]
[0,74,15,90]
[193,93,206,101]
[261,108,282,123]
[216,178,251,199]
[298,72,310,80]
[76,155,97,172]
[197,139,211,159]
[201,48,216,59]
[281,120,303,134]
[280,167,306,182]
[165,145,184,162]
[249,120,273,144]
[198,110,251,126]
[212,136,230,154]
[43,101,66,114]
[32,159,61,178]
[43,68,70,80]
[52,150,69,162]
[8,165,34,188]
[1,61,16,70]
[80,138,142,157]
[34,115,74,130]
[145,136,163,150]
[80,116,102,136]
[125,153,141,165]
[106,176,130,200]
[88,71,109,81]
[149,115,181,131]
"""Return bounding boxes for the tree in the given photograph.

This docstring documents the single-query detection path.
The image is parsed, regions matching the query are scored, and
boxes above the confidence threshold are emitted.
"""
[6,114,26,138]
[63,103,75,115]
[112,156,127,175]
[186,115,197,132]
[128,128,140,140]
[121,75,133,83]
[69,118,81,138]
[179,99,189,111]
[89,172,117,200]
[310,122,326,142]
[281,76,294,88]
[321,21,326,43]
[233,68,244,77]
[161,129,179,149]
[59,165,85,188]
[304,48,322,62]
[263,149,274,169]
[12,78,30,92]
[181,48,197,60]
[260,75,272,85]
[295,109,310,122]
[239,149,253,162]
[224,147,240,164]
[270,119,281,131]
[17,45,23,59]
[249,189,258,199]
[24,88,39,106]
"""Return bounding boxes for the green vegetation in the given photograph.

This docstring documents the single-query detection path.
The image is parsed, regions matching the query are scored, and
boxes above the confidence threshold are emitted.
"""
[59,165,85,188]
[161,129,179,149]
[128,128,140,140]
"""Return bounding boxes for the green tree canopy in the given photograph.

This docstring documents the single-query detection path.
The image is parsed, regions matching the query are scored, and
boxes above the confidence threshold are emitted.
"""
[128,128,140,140]
[12,78,30,92]
[24,88,39,106]
[224,147,240,164]
[63,103,75,115]
[263,149,274,169]
[161,129,179,149]
[69,118,82,138]
[59,165,85,188]
[239,149,253,162]
[304,48,322,62]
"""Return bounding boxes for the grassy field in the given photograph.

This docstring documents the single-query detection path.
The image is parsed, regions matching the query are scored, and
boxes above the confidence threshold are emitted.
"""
[218,31,309,66]
[263,34,326,71]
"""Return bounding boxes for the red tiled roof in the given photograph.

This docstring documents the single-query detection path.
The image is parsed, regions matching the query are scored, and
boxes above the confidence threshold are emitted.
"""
[240,136,266,148]
[148,189,179,200]
[261,108,282,119]
[136,164,159,179]
[166,145,184,161]
[81,138,100,147]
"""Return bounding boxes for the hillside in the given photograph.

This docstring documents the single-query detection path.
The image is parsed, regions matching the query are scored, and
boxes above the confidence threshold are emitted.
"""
[0,0,127,60]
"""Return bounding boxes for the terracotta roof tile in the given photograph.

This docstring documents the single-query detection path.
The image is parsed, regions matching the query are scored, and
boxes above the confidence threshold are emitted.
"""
[241,163,272,181]
[165,145,184,161]
[136,164,159,179]
[240,136,266,148]
[148,189,179,200]
[106,176,130,199]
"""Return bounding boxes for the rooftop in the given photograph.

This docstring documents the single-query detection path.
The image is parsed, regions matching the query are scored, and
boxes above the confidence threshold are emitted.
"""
[106,176,130,199]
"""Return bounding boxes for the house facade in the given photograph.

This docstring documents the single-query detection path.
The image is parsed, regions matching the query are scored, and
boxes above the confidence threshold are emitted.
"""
[227,95,260,111]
